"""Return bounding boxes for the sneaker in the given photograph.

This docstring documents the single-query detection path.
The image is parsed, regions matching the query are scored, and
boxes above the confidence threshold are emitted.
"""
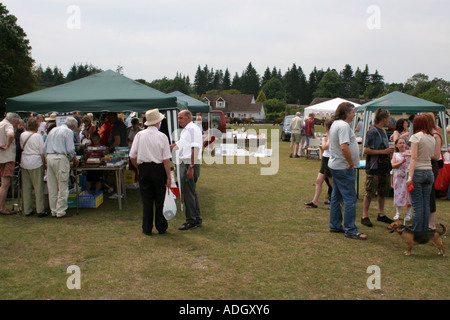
[108,193,124,199]
[393,214,400,220]
[361,217,373,227]
[178,222,198,231]
[377,214,394,224]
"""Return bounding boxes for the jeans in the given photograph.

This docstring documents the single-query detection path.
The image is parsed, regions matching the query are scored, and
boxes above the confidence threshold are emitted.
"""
[329,168,359,235]
[410,170,434,232]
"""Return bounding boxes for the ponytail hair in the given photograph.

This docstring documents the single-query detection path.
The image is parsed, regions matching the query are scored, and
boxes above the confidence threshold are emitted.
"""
[373,108,390,125]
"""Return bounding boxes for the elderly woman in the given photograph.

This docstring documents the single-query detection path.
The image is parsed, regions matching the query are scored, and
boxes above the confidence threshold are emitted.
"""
[406,115,436,232]
[20,117,48,217]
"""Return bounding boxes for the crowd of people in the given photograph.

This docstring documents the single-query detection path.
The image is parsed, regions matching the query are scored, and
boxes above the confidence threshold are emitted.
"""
[1,105,448,240]
[289,112,317,159]
[300,102,448,240]
[0,109,203,237]
[0,111,134,218]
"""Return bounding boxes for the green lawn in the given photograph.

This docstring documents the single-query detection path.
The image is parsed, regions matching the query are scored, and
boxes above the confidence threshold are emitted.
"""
[0,124,448,300]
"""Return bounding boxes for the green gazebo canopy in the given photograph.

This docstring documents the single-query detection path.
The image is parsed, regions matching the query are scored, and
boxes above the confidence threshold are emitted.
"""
[354,91,448,156]
[168,91,211,113]
[5,70,184,114]
[355,91,446,114]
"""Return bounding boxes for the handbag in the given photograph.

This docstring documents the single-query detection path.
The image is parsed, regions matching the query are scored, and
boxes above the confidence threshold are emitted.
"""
[437,153,444,169]
[163,187,177,220]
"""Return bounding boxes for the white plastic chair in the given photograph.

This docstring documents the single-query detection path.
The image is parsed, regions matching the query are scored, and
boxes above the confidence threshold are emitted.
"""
[307,138,321,159]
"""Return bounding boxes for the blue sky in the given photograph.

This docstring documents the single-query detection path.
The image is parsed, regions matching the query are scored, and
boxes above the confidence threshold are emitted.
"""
[3,0,450,84]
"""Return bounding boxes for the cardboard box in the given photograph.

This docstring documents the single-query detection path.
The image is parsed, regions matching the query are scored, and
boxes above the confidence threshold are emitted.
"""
[67,190,103,209]
[79,190,103,209]
[68,193,77,209]
[124,170,136,183]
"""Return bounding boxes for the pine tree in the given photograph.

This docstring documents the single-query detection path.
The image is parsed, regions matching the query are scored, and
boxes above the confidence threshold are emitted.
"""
[261,67,272,87]
[222,68,231,90]
[240,62,260,96]
[194,65,207,94]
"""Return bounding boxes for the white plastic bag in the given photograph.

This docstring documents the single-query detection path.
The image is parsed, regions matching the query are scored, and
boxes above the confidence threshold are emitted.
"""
[163,187,177,220]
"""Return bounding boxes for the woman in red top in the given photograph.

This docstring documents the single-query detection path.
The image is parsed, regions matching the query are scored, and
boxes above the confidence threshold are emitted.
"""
[99,113,113,146]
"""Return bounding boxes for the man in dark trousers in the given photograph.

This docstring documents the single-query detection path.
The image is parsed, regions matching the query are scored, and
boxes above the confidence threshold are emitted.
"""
[129,109,172,236]
[170,110,203,230]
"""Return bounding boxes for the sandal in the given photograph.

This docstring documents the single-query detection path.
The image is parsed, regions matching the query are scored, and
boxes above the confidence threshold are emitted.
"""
[345,232,367,240]
[0,209,17,215]
[304,201,318,208]
[330,228,344,233]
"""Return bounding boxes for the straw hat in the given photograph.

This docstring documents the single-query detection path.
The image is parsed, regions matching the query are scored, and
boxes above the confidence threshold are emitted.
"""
[144,109,165,126]
[45,113,57,121]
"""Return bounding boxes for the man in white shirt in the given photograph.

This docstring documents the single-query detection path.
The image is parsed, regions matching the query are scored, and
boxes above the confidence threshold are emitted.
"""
[170,110,203,230]
[0,113,21,215]
[289,112,304,158]
[328,102,366,240]
[130,109,172,236]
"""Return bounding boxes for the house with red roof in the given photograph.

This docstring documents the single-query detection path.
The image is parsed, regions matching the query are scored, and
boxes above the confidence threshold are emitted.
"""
[201,94,266,121]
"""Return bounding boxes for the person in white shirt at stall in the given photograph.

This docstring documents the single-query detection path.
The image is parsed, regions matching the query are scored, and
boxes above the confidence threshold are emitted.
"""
[20,117,48,217]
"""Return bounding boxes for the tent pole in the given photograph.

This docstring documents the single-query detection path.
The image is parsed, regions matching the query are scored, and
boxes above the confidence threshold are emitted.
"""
[167,111,173,143]
[172,109,183,212]
[360,111,372,158]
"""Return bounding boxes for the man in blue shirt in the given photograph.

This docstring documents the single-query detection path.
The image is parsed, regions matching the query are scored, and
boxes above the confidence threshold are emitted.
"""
[43,116,79,218]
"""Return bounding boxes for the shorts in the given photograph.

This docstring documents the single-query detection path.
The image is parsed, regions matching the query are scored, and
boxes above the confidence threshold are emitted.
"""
[0,162,15,178]
[290,133,301,143]
[364,173,390,198]
[319,156,332,178]
[306,135,314,145]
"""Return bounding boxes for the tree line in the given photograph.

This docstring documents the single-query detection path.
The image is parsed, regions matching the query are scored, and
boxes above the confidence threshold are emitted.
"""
[144,63,450,119]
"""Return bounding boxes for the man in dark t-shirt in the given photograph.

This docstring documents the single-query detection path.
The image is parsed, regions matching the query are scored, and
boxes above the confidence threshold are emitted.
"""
[106,112,127,153]
[361,109,395,227]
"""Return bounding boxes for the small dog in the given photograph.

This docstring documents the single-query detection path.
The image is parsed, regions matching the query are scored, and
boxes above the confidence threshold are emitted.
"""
[388,222,447,256]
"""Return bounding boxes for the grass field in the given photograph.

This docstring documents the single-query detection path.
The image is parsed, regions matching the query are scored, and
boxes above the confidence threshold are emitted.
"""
[0,124,448,300]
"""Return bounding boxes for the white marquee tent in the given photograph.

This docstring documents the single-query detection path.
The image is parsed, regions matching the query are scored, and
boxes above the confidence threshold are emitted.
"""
[304,98,361,118]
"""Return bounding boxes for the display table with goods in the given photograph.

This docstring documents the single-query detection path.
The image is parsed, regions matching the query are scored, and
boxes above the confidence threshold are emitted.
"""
[71,146,129,211]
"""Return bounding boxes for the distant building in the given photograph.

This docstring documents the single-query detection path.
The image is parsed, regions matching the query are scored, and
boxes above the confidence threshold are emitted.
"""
[202,94,266,121]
